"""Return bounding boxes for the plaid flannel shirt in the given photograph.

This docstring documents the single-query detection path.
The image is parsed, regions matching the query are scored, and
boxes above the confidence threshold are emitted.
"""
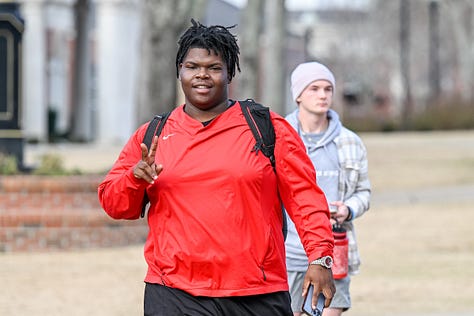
[335,128,371,275]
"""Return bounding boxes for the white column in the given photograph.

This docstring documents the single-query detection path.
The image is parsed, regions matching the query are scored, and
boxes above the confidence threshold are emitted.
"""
[19,0,47,142]
[44,0,75,136]
[95,0,140,145]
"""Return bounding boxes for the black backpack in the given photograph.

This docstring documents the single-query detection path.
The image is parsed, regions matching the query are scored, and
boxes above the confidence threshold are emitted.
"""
[141,99,287,239]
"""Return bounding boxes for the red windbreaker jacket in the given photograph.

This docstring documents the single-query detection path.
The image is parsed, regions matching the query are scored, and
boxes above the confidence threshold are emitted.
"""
[98,102,333,297]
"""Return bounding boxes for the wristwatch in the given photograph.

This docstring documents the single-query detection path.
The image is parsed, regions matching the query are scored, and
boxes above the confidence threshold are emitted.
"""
[310,256,333,269]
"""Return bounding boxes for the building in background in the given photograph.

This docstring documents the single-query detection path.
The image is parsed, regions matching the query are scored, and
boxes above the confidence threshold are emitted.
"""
[19,0,243,145]
[17,0,474,145]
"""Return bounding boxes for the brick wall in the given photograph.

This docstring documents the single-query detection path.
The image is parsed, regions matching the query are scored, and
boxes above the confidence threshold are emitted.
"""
[0,175,148,252]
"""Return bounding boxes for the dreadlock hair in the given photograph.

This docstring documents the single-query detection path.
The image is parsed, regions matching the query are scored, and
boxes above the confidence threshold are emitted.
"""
[176,19,241,82]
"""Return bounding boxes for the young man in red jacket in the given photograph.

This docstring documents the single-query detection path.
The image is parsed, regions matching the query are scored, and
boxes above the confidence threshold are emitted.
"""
[98,19,335,316]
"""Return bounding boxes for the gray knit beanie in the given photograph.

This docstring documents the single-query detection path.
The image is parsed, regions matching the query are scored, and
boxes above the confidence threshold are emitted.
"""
[290,62,336,102]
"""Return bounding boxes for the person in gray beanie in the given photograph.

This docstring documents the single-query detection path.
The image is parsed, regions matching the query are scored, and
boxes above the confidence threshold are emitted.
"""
[284,62,371,316]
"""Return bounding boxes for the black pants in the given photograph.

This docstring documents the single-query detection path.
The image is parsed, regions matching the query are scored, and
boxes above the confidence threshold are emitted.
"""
[144,283,293,316]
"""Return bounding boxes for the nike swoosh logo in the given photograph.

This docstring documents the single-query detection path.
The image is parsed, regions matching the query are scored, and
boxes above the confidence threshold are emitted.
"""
[162,134,175,140]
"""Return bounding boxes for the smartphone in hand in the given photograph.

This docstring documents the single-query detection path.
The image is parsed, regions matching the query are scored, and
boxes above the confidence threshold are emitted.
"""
[302,284,325,316]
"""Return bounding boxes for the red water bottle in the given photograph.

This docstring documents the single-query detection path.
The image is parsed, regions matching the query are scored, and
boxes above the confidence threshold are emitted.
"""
[332,223,349,279]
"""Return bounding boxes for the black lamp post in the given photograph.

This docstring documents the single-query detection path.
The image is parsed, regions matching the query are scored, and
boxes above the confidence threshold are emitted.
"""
[0,1,25,170]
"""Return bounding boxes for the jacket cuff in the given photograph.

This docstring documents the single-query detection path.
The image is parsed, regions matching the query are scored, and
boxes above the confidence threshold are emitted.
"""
[308,250,334,263]
[126,168,150,189]
[345,206,354,221]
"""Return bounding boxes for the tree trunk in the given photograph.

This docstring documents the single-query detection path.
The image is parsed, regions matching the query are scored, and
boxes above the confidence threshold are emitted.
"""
[446,0,474,101]
[236,0,263,100]
[400,0,413,129]
[428,0,440,104]
[135,0,207,125]
[261,0,286,115]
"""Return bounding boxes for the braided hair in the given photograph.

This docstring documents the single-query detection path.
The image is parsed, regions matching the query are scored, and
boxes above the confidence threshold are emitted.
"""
[176,19,241,82]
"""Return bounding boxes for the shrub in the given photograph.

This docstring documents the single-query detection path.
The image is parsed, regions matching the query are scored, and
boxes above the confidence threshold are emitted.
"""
[32,153,82,176]
[342,99,474,132]
[0,153,18,175]
[411,101,474,131]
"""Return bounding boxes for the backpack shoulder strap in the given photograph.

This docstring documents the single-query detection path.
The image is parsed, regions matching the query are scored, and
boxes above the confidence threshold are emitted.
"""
[240,99,287,240]
[239,99,276,170]
[143,111,172,150]
[140,111,171,218]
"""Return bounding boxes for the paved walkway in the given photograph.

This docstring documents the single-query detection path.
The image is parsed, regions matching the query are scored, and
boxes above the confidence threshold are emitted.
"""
[372,183,474,205]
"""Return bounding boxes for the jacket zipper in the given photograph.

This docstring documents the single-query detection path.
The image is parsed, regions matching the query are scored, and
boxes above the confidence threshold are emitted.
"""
[260,266,267,281]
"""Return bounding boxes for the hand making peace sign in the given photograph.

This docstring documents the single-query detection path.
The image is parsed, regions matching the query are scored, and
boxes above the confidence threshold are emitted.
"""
[132,135,163,184]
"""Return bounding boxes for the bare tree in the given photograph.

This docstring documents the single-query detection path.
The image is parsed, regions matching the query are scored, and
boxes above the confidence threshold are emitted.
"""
[400,0,413,129]
[428,0,440,103]
[236,0,264,99]
[445,0,474,102]
[135,0,207,125]
[261,0,286,114]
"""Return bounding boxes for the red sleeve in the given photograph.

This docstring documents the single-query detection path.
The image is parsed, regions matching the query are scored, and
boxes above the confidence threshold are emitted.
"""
[97,124,151,220]
[272,114,334,262]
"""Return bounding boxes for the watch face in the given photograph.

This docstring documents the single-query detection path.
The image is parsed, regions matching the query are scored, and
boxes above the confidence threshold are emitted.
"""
[324,256,333,268]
